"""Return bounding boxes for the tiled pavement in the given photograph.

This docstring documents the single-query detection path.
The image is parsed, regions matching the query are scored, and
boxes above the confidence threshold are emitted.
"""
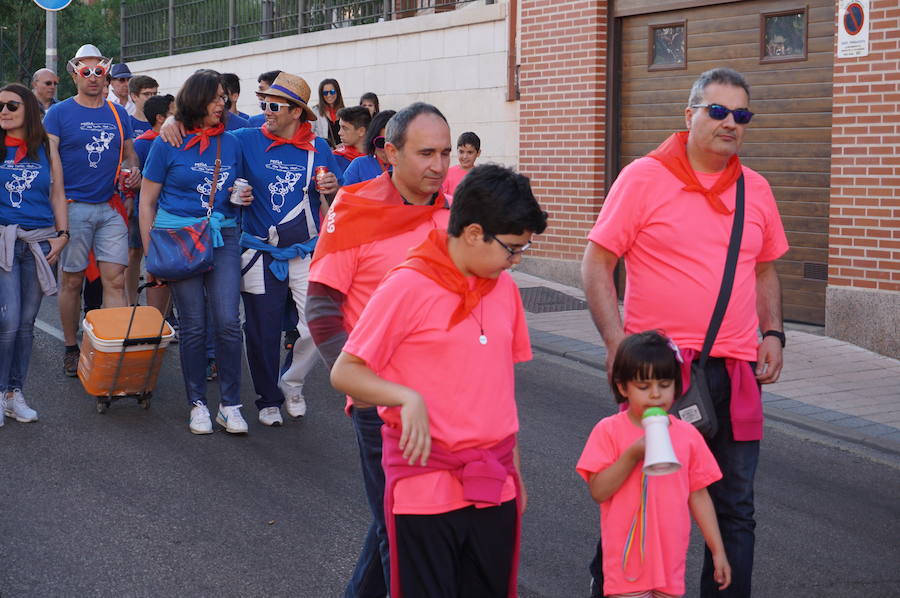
[512,271,900,456]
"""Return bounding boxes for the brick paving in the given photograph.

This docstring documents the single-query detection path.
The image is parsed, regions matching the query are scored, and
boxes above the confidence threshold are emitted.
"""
[512,271,900,455]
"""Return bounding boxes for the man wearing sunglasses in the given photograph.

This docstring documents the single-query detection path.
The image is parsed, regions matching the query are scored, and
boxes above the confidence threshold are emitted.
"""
[31,68,59,114]
[582,67,788,598]
[44,44,142,376]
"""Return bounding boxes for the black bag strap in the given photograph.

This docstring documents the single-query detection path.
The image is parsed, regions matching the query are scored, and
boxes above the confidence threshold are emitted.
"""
[698,173,745,368]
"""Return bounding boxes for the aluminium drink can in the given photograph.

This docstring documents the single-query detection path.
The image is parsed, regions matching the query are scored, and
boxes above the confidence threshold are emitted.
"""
[230,178,250,205]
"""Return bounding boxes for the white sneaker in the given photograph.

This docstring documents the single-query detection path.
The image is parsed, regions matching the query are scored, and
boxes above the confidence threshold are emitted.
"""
[280,380,307,419]
[216,404,248,434]
[285,394,307,418]
[5,389,37,423]
[189,401,213,435]
[258,406,283,427]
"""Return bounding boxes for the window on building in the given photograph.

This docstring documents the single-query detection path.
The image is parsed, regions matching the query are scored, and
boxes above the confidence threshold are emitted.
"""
[761,8,808,63]
[648,21,686,71]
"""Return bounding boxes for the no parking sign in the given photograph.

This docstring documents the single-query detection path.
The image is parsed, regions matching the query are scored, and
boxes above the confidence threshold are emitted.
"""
[838,0,869,58]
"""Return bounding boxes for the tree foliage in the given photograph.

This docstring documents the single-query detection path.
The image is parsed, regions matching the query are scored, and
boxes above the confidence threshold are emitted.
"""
[0,0,120,99]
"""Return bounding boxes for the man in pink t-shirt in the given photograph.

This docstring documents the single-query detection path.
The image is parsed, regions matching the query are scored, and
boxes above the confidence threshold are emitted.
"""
[581,68,788,598]
[307,103,452,598]
[331,163,547,598]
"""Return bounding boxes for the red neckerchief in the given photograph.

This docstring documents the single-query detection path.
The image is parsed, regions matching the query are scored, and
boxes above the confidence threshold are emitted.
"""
[182,123,225,155]
[647,131,742,214]
[311,171,447,265]
[332,144,365,162]
[136,130,159,141]
[326,106,337,122]
[393,229,499,329]
[4,135,27,164]
[261,121,316,153]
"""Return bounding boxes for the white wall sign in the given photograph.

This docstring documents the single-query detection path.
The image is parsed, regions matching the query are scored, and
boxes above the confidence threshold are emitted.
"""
[838,0,869,58]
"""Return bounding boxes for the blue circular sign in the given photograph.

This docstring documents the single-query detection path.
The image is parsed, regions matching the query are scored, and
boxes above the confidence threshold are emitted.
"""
[844,2,865,36]
[32,0,74,10]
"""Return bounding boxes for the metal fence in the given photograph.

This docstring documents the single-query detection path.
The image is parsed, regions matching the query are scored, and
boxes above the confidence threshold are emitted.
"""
[121,0,490,61]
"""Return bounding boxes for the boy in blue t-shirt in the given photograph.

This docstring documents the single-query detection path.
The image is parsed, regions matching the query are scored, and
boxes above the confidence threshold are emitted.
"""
[44,46,142,376]
[127,75,158,139]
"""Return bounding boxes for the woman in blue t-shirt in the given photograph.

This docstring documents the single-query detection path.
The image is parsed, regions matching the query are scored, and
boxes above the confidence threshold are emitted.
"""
[341,109,395,186]
[139,70,251,436]
[0,84,69,426]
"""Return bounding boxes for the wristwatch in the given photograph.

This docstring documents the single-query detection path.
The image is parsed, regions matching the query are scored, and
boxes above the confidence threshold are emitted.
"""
[56,229,70,239]
[762,329,786,348]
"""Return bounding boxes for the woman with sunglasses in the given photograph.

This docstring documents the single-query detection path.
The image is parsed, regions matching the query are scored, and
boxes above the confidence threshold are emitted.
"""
[312,78,344,148]
[340,109,396,187]
[0,84,68,426]
[139,69,250,436]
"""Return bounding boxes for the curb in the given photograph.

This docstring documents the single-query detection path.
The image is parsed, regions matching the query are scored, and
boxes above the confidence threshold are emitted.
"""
[529,330,900,459]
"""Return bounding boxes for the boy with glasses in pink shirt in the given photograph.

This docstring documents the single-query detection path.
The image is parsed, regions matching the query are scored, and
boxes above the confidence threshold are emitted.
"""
[331,164,547,598]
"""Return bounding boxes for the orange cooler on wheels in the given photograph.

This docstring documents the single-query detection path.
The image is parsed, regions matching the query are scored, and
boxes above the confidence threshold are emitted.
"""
[77,306,175,397]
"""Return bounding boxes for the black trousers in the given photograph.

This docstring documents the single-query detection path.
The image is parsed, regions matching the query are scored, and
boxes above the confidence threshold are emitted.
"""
[395,500,517,598]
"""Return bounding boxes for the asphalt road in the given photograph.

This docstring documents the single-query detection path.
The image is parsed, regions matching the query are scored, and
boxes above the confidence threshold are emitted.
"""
[1,309,898,597]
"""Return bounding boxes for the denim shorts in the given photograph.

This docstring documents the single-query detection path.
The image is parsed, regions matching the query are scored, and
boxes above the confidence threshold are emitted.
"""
[60,200,129,272]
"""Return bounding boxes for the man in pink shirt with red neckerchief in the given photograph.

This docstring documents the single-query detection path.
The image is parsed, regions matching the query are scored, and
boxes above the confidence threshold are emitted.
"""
[307,102,452,598]
[581,67,788,598]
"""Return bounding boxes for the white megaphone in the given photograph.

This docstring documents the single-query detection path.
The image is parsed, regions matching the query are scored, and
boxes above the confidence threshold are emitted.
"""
[642,407,681,476]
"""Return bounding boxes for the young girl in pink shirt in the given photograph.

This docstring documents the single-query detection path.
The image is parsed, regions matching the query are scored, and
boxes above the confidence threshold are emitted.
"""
[577,331,731,598]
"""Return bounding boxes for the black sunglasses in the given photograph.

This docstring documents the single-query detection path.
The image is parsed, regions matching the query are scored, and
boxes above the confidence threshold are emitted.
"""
[691,103,754,125]
[372,135,386,149]
[0,100,21,112]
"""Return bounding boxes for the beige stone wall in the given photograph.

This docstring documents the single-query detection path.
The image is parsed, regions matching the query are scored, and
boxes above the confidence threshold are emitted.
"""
[128,1,518,167]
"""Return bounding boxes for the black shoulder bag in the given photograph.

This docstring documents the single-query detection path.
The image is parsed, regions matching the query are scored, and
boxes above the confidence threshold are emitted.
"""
[671,174,745,439]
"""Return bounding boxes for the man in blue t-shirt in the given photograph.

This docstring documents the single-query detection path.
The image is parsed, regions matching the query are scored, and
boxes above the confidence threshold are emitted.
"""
[233,72,340,427]
[44,44,143,376]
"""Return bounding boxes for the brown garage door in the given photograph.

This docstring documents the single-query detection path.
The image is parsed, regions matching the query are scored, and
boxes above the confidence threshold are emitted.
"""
[615,0,833,324]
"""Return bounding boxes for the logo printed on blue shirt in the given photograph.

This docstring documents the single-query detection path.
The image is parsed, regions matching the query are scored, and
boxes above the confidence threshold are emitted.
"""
[82,122,118,168]
[265,160,306,213]
[1,161,41,208]
[191,162,232,210]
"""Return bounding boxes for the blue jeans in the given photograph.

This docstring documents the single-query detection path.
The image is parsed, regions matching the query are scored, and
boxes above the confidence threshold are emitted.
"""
[0,240,48,392]
[700,358,759,598]
[167,227,242,406]
[345,405,390,598]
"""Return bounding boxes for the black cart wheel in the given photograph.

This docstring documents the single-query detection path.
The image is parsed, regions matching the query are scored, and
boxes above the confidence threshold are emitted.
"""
[139,396,151,410]
[96,400,109,414]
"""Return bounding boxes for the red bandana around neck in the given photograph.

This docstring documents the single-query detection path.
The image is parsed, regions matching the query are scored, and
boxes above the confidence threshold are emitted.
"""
[647,131,743,214]
[261,121,316,153]
[4,135,27,164]
[326,106,337,122]
[333,144,365,162]
[394,229,499,329]
[136,130,159,142]
[182,123,225,155]
[311,172,447,265]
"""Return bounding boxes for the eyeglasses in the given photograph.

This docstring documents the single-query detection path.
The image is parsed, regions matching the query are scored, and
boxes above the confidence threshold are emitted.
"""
[77,65,108,78]
[214,94,228,104]
[691,103,754,125]
[43,81,58,86]
[489,234,531,260]
[372,135,386,149]
[0,101,21,113]
[260,101,293,113]
[323,89,337,96]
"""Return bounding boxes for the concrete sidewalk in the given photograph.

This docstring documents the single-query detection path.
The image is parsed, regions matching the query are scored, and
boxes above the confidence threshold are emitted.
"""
[512,271,900,456]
